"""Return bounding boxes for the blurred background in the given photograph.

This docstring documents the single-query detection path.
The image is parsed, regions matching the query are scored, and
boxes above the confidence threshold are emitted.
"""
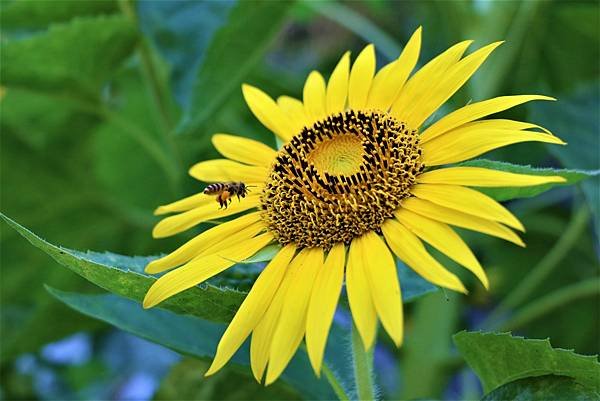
[1,0,598,400]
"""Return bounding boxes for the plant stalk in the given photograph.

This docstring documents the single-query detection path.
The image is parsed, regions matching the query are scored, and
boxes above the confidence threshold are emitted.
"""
[351,323,377,401]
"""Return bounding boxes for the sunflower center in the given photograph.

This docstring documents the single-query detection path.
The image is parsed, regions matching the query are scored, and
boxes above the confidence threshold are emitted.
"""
[261,110,423,249]
[308,134,365,176]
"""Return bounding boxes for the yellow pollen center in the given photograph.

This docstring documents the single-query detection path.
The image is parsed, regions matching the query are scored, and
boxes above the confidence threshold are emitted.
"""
[260,110,423,249]
[308,134,365,176]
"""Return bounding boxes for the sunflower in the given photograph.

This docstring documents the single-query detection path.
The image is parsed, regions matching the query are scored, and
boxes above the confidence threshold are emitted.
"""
[143,27,565,384]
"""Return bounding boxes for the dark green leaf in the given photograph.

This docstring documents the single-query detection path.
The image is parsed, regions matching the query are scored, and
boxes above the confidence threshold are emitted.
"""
[1,15,137,100]
[177,0,294,136]
[481,375,599,401]
[529,82,600,231]
[458,159,597,201]
[154,358,301,400]
[47,287,337,400]
[397,259,438,302]
[0,213,245,323]
[1,0,118,31]
[453,331,600,394]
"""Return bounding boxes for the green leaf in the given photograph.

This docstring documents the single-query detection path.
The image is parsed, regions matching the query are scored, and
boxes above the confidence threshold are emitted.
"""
[481,375,600,401]
[0,15,137,100]
[458,159,598,201]
[397,259,438,302]
[453,331,600,394]
[0,213,244,323]
[1,0,118,31]
[154,358,301,400]
[177,0,294,136]
[529,82,600,231]
[47,287,338,400]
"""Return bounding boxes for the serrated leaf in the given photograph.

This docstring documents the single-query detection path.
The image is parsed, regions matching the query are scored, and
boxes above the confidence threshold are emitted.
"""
[481,375,599,401]
[0,15,137,100]
[453,331,600,394]
[1,0,118,31]
[47,287,338,400]
[0,213,245,323]
[458,159,597,201]
[176,0,294,136]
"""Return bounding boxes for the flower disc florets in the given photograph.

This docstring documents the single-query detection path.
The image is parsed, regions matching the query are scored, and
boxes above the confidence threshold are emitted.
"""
[260,110,424,249]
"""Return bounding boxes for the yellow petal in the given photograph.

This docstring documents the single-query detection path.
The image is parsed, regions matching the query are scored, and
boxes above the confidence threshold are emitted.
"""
[395,208,488,289]
[212,134,276,167]
[346,235,377,350]
[326,51,350,114]
[305,243,345,375]
[205,244,296,376]
[367,27,421,111]
[405,42,503,129]
[188,159,268,183]
[242,84,295,141]
[250,261,295,382]
[278,95,308,137]
[420,95,555,143]
[143,232,273,308]
[381,219,467,293]
[304,70,327,124]
[391,40,473,125]
[152,195,260,238]
[348,44,376,110]
[154,192,213,216]
[401,197,524,246]
[266,247,323,385]
[421,126,566,166]
[411,184,524,231]
[458,118,553,133]
[360,232,403,346]
[146,212,264,274]
[417,166,566,188]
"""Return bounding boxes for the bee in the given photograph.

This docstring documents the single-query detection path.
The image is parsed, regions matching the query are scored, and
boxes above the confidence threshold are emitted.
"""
[203,182,251,209]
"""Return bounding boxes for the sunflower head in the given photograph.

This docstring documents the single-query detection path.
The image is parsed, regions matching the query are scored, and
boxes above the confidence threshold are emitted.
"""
[262,109,423,249]
[143,27,566,385]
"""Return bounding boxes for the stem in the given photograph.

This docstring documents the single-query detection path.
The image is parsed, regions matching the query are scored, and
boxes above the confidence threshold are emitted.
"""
[351,323,376,401]
[322,363,351,401]
[118,0,175,133]
[118,0,182,182]
[483,205,591,328]
[500,279,600,331]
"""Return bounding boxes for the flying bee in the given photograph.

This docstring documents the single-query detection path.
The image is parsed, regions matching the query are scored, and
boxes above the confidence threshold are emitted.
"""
[204,182,251,209]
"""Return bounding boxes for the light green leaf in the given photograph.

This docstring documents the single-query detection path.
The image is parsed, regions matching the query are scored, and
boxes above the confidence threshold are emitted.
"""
[47,287,338,400]
[0,213,244,323]
[458,159,598,201]
[177,0,294,136]
[453,331,600,394]
[0,15,137,100]
[481,375,599,401]
[1,0,118,30]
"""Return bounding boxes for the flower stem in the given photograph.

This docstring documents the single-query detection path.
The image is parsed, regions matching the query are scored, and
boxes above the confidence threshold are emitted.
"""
[483,205,591,328]
[351,323,377,401]
[500,278,600,331]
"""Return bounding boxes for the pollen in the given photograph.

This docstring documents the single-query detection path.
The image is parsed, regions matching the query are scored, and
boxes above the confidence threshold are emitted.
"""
[260,110,424,249]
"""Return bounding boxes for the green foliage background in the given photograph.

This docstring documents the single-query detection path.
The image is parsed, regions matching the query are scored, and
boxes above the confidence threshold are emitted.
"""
[1,0,598,400]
